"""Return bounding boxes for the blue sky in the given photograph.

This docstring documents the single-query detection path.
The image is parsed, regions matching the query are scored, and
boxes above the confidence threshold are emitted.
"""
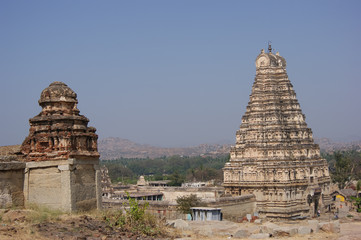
[1,0,360,147]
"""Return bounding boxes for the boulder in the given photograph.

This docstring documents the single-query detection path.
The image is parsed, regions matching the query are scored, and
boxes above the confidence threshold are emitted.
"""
[260,222,279,233]
[249,233,270,239]
[307,219,319,233]
[273,226,298,237]
[254,219,262,224]
[173,219,189,230]
[298,226,312,235]
[234,229,251,238]
[319,220,340,233]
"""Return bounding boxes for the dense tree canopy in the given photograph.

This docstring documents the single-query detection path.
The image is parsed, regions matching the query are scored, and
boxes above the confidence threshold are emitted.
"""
[102,150,361,188]
[322,150,361,188]
[101,155,229,184]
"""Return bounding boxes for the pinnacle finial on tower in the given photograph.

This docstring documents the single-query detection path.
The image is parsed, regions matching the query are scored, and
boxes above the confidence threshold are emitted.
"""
[268,41,272,53]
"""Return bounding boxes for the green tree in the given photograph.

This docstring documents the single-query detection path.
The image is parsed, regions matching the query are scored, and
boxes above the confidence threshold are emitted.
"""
[168,171,185,186]
[331,152,352,189]
[176,194,206,216]
[351,196,361,212]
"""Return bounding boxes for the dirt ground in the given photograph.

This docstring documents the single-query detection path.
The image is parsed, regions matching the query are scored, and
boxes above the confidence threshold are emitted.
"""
[1,209,361,240]
[0,209,172,240]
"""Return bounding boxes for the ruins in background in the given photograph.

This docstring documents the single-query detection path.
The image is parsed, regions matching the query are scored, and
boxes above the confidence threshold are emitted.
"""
[223,46,332,218]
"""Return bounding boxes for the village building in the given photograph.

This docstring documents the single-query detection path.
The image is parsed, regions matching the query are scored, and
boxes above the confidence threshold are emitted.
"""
[223,46,332,218]
[191,207,222,221]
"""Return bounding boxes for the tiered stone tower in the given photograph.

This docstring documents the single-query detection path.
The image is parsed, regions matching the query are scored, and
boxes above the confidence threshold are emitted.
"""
[21,81,99,161]
[20,82,101,211]
[223,46,331,218]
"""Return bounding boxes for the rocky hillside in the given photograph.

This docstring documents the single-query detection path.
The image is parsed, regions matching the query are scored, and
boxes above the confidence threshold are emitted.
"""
[2,137,360,160]
[99,137,361,159]
[314,138,361,153]
[98,137,230,159]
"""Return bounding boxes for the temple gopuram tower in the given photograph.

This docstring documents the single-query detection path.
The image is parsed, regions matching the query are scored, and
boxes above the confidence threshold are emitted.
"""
[223,46,331,218]
[21,82,101,211]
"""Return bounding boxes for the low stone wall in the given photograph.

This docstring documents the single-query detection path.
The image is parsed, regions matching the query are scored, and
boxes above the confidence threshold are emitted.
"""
[103,199,187,220]
[103,194,256,221]
[208,195,256,221]
[0,162,25,208]
[138,186,224,203]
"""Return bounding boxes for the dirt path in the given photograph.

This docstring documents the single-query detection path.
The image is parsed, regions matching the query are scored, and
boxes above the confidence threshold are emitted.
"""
[338,221,361,240]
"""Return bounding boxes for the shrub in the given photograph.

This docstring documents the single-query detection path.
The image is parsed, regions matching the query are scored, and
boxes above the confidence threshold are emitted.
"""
[103,193,166,236]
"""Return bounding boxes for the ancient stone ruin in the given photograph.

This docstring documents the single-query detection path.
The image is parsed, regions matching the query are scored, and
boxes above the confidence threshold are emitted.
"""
[0,82,101,211]
[0,145,24,208]
[21,81,99,162]
[223,46,332,218]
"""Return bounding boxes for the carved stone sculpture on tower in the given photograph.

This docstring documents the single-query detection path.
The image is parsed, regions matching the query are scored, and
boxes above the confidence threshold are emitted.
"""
[223,47,331,218]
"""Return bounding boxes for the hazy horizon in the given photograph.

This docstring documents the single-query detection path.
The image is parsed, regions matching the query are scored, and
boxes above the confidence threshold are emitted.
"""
[1,1,360,147]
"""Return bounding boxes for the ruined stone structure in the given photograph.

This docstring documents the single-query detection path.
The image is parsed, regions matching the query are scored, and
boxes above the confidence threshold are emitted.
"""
[223,46,331,218]
[19,82,101,211]
[21,81,99,161]
[0,146,25,208]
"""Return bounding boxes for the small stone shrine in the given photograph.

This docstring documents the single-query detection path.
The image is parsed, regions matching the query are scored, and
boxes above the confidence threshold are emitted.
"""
[223,46,331,218]
[20,81,101,211]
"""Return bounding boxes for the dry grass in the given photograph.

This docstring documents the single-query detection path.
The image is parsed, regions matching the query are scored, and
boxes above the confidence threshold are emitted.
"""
[25,204,65,224]
[0,205,173,239]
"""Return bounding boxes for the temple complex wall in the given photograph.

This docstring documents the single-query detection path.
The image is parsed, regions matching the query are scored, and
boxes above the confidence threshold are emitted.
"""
[145,187,224,204]
[103,194,256,221]
[207,195,256,221]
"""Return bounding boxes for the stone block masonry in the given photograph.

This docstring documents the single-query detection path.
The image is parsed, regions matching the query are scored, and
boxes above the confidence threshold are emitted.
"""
[0,162,25,208]
[23,159,101,211]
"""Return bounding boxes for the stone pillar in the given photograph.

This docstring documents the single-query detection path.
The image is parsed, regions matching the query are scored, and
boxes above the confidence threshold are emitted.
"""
[23,167,29,206]
[95,164,102,210]
[59,164,74,212]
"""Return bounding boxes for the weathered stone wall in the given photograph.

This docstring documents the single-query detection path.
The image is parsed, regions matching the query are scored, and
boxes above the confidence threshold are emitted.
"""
[72,164,99,211]
[103,199,187,220]
[208,195,256,221]
[0,162,25,208]
[103,194,256,221]
[26,166,62,209]
[24,159,101,212]
[138,186,224,204]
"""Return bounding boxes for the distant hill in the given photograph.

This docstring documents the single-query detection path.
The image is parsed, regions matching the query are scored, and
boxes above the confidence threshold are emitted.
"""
[99,137,361,159]
[2,137,360,160]
[98,137,230,159]
[314,138,361,153]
